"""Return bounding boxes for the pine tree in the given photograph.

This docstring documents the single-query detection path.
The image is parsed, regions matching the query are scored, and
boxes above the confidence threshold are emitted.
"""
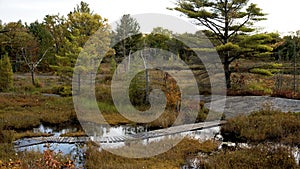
[52,2,111,85]
[113,14,141,61]
[172,0,267,88]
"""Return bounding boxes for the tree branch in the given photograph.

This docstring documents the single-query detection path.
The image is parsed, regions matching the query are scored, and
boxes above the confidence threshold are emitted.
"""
[196,18,224,43]
[21,48,31,69]
[34,47,52,68]
[228,14,251,38]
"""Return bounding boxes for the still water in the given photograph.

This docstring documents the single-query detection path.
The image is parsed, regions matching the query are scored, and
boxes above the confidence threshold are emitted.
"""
[15,124,220,168]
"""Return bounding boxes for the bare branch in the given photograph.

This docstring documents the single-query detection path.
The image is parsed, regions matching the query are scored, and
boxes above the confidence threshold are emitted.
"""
[34,47,52,68]
[21,47,31,68]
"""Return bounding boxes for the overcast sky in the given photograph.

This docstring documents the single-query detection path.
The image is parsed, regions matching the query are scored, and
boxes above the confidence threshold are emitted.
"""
[0,0,299,35]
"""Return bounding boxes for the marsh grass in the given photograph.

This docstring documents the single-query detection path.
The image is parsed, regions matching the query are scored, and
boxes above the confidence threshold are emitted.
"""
[12,73,60,94]
[221,108,300,146]
[14,131,53,140]
[0,144,16,162]
[0,94,77,130]
[201,144,299,169]
[85,138,219,169]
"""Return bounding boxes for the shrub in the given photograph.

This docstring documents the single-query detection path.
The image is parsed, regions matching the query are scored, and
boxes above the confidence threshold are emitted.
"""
[51,85,72,97]
[201,145,298,169]
[128,74,149,108]
[0,149,75,169]
[221,110,300,146]
[260,62,282,69]
[247,82,272,94]
[269,68,280,74]
[31,149,75,169]
[249,68,273,76]
[0,54,13,91]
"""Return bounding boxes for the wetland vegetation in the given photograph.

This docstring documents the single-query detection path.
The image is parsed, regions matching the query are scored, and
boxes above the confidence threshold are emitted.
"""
[1,0,300,168]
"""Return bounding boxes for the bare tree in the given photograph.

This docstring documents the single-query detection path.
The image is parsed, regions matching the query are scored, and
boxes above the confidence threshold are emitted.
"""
[21,47,51,85]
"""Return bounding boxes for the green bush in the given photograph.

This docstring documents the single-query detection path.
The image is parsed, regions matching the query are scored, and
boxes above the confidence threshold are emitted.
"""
[0,54,13,91]
[269,69,280,74]
[247,82,272,94]
[128,72,149,109]
[261,63,282,69]
[249,63,282,76]
[51,85,72,96]
[249,68,273,76]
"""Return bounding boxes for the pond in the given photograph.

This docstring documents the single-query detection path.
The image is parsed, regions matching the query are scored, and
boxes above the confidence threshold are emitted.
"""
[15,123,152,167]
[17,123,300,168]
[15,96,300,167]
[32,123,80,137]
[15,124,221,168]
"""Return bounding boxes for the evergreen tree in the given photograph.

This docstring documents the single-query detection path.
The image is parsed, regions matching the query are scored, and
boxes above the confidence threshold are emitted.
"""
[43,14,67,55]
[274,32,300,61]
[0,54,13,91]
[172,0,267,88]
[28,21,55,69]
[52,1,111,85]
[113,14,141,61]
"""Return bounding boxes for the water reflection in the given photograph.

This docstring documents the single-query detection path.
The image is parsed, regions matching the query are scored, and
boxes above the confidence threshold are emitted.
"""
[33,124,79,137]
[17,124,221,168]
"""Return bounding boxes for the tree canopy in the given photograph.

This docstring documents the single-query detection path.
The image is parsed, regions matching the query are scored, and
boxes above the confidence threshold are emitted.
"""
[171,0,267,88]
[112,14,141,61]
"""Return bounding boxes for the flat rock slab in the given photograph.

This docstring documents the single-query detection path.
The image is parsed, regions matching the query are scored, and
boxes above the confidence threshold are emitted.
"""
[205,96,300,118]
